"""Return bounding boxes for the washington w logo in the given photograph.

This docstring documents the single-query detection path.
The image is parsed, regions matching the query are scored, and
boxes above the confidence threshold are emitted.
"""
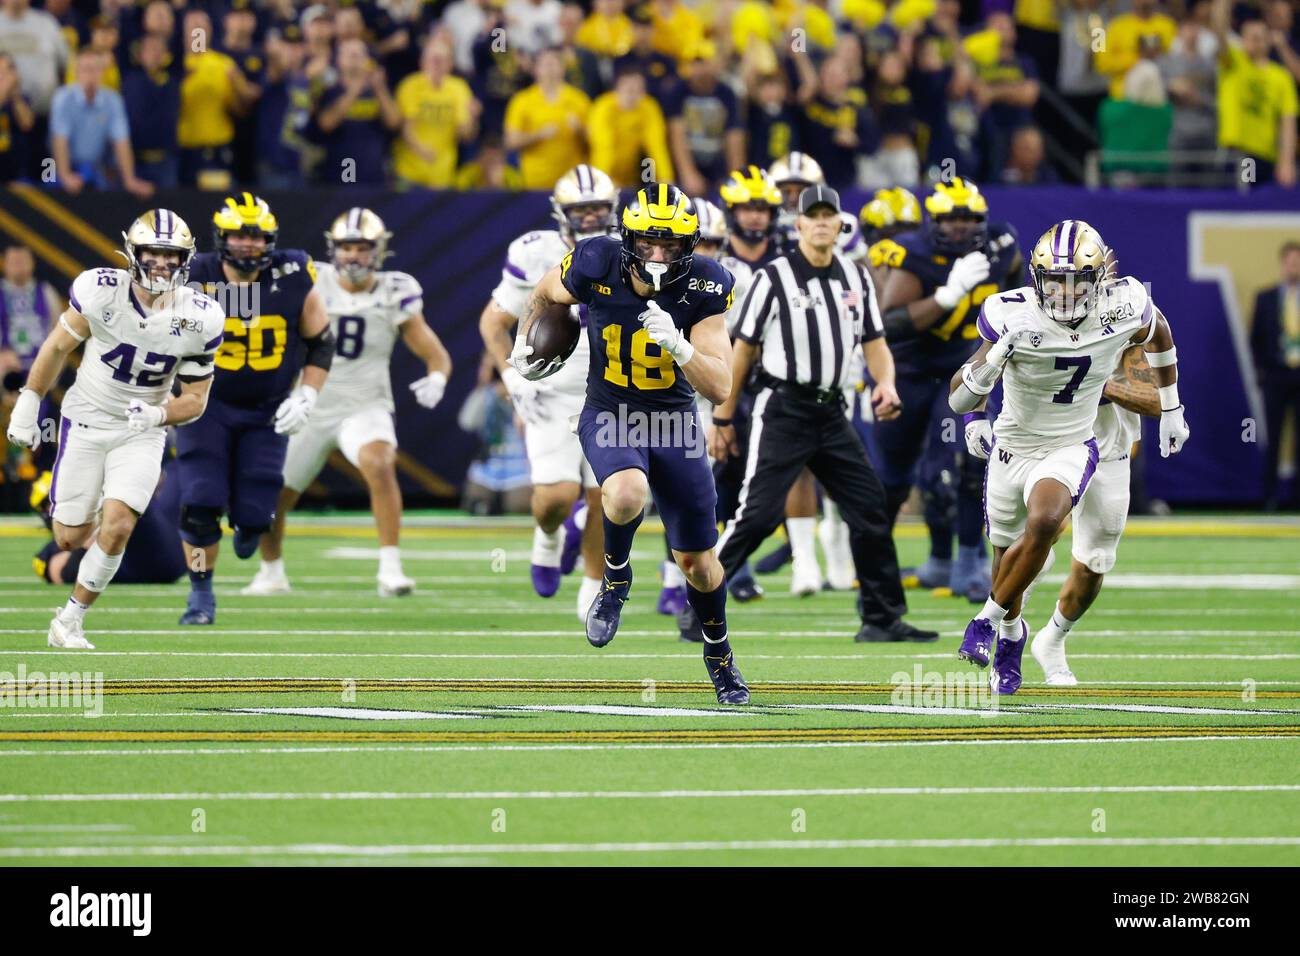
[997,449,1013,463]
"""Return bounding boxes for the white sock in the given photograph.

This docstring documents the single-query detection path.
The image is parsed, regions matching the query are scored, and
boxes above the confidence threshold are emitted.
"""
[262,558,285,578]
[1047,602,1077,638]
[980,597,1009,626]
[62,596,89,623]
[378,546,402,576]
[788,517,817,563]
[573,503,588,532]
[532,526,561,566]
[822,499,843,529]
[999,615,1024,641]
[662,560,685,588]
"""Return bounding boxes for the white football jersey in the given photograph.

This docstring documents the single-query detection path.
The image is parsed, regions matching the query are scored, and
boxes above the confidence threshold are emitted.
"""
[62,267,224,428]
[492,228,588,399]
[1093,401,1141,463]
[312,262,422,414]
[979,275,1153,457]
[718,254,754,337]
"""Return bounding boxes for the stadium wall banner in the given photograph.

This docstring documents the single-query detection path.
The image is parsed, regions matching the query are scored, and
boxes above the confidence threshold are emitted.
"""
[5,185,1297,505]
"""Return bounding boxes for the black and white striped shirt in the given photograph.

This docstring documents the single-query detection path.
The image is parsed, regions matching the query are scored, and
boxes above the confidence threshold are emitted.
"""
[734,248,884,391]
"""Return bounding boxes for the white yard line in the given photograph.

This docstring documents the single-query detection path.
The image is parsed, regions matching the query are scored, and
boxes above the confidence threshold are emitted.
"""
[2,784,1297,803]
[2,835,1298,859]
[0,735,1294,758]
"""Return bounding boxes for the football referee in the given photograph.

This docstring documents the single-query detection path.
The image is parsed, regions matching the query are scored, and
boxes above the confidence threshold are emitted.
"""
[707,186,938,643]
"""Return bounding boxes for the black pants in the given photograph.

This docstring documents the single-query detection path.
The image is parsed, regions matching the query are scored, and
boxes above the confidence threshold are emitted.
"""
[1261,369,1300,506]
[717,384,908,626]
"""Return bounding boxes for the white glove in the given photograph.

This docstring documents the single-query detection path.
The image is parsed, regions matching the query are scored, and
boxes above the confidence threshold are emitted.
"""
[934,251,991,311]
[409,371,447,410]
[638,300,694,365]
[6,388,40,449]
[125,398,167,433]
[510,336,564,381]
[964,418,993,459]
[501,366,550,427]
[1158,405,1190,458]
[273,384,318,435]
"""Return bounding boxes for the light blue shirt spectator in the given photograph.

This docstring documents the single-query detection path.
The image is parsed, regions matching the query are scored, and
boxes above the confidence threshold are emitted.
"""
[45,48,151,196]
[49,79,129,171]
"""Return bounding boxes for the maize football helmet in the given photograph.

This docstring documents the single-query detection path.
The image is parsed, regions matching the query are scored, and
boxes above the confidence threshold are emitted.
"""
[1029,219,1111,325]
[212,192,278,274]
[325,207,393,285]
[121,208,196,295]
[620,182,699,291]
[924,177,988,257]
[552,164,619,243]
[859,187,921,245]
[719,165,781,243]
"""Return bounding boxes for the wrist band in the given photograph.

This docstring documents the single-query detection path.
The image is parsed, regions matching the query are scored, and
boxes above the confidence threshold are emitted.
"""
[1147,346,1177,368]
[711,417,733,427]
[1157,382,1180,411]
[963,411,987,425]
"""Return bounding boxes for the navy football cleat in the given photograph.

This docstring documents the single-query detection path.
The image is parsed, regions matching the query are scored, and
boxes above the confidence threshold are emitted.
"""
[179,590,216,626]
[901,556,951,590]
[728,564,764,602]
[232,525,262,560]
[958,617,996,667]
[585,571,631,648]
[704,648,750,705]
[950,547,992,604]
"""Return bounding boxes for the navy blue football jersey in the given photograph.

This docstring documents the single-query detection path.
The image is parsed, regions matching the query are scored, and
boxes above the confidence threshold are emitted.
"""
[873,222,1021,376]
[560,236,734,413]
[188,249,317,410]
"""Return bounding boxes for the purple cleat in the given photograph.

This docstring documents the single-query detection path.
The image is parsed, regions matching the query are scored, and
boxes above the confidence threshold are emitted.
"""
[559,502,585,576]
[531,564,562,598]
[958,617,996,668]
[991,620,1028,695]
[657,584,687,617]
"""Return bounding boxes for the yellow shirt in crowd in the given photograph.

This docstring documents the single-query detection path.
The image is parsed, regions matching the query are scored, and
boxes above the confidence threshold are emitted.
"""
[504,83,591,189]
[576,12,633,58]
[177,51,240,149]
[1014,0,1059,33]
[392,72,474,188]
[587,91,674,187]
[1095,13,1176,99]
[1218,43,1299,163]
[651,3,704,62]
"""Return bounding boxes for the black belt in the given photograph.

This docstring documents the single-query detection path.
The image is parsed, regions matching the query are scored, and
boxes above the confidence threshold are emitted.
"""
[757,373,845,407]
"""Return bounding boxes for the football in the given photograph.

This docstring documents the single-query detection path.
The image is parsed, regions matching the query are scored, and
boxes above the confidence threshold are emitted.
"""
[523,302,581,378]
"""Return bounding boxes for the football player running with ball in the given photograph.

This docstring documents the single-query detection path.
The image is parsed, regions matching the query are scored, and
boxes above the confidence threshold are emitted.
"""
[6,210,224,648]
[950,220,1190,694]
[512,183,749,705]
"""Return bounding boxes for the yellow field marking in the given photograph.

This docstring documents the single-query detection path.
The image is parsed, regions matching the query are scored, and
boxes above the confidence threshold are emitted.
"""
[7,678,1300,700]
[0,725,1297,744]
[8,183,121,262]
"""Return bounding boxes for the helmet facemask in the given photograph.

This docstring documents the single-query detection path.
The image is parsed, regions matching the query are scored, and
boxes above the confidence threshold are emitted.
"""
[1033,266,1103,325]
[622,232,697,292]
[328,237,384,286]
[559,201,617,243]
[128,243,192,295]
[216,225,276,275]
[930,211,987,257]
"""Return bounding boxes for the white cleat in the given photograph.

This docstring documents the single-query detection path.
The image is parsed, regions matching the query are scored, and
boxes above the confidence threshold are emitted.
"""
[818,516,856,590]
[241,568,292,596]
[576,575,602,623]
[790,556,824,597]
[47,611,95,650]
[377,572,416,597]
[1031,625,1076,685]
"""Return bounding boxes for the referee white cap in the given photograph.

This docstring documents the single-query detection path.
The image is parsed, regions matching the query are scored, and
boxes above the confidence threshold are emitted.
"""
[798,185,841,215]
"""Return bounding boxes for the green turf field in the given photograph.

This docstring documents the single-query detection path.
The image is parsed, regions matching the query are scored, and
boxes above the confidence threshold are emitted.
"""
[0,514,1297,866]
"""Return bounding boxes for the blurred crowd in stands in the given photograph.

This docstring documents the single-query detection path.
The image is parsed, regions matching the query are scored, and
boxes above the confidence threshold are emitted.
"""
[0,0,1295,195]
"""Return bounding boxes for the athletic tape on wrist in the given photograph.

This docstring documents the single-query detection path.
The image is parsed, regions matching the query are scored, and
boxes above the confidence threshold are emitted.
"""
[1146,346,1177,368]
